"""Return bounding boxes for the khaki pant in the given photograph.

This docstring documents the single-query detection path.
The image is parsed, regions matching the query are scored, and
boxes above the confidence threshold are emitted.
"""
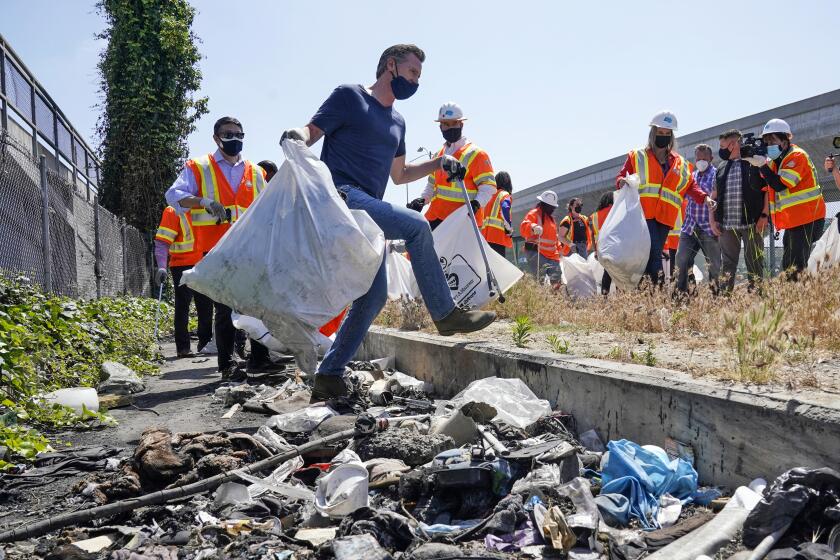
[718,226,764,292]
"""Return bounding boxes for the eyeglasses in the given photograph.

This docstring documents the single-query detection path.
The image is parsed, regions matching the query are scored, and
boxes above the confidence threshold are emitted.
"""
[219,132,245,140]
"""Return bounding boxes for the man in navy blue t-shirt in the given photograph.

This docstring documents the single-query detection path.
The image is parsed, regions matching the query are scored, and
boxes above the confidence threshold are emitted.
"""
[282,44,496,402]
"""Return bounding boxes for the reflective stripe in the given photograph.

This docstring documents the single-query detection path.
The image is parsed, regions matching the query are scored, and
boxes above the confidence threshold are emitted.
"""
[638,185,661,198]
[169,212,195,253]
[434,184,474,202]
[431,144,483,203]
[473,171,496,186]
[779,169,801,188]
[483,192,509,230]
[659,188,682,210]
[634,150,688,210]
[191,154,222,227]
[155,227,177,242]
[773,185,823,211]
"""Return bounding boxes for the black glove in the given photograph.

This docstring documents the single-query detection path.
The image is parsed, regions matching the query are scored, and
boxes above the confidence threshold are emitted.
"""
[407,197,425,212]
[470,200,481,214]
[441,155,466,181]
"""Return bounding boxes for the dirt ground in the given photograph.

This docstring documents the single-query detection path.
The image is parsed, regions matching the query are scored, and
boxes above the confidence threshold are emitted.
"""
[441,319,840,396]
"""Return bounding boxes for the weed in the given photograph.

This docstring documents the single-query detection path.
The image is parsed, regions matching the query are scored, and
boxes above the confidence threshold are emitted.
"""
[546,334,570,354]
[631,343,657,367]
[511,316,533,348]
[726,302,786,383]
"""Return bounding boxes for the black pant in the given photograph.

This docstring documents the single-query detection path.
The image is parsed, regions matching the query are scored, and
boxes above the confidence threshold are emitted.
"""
[429,219,443,231]
[170,266,213,354]
[249,339,270,364]
[782,218,824,279]
[489,243,507,258]
[601,270,612,295]
[215,302,237,370]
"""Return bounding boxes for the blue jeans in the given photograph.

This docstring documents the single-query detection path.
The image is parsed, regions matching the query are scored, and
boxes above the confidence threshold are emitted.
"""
[644,219,671,286]
[317,185,456,376]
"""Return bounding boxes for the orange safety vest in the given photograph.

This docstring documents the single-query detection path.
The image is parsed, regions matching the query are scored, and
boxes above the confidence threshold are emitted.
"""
[766,144,826,230]
[520,207,560,261]
[558,214,593,256]
[481,190,513,248]
[589,206,612,250]
[425,142,495,224]
[664,199,686,251]
[186,153,267,253]
[155,206,201,267]
[622,148,693,229]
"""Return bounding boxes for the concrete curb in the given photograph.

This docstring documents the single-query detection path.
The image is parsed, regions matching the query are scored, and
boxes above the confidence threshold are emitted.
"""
[360,327,840,489]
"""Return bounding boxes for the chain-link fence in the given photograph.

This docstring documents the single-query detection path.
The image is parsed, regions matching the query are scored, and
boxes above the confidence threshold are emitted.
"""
[0,130,151,298]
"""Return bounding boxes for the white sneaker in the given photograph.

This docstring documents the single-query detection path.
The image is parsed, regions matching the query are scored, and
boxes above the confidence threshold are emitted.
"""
[198,338,218,355]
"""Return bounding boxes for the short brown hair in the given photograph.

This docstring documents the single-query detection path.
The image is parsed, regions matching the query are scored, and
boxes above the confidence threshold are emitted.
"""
[719,129,742,140]
[376,44,426,78]
[695,143,713,158]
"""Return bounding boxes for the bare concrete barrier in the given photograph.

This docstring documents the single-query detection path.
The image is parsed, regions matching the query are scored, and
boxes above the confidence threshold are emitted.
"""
[360,327,840,490]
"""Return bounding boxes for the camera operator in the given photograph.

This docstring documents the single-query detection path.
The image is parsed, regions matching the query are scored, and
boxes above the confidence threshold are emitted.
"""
[709,130,767,292]
[748,119,826,279]
[823,153,840,193]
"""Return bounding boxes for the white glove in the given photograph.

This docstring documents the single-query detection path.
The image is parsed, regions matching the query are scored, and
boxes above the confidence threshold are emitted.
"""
[155,268,167,285]
[280,127,308,144]
[200,197,227,222]
[746,156,768,167]
[532,224,544,236]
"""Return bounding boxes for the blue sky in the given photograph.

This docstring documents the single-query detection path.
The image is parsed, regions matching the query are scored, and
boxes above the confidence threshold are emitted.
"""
[3,0,840,206]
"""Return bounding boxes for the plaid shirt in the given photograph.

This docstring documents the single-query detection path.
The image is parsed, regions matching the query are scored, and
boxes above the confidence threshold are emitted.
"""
[721,161,745,229]
[682,165,716,236]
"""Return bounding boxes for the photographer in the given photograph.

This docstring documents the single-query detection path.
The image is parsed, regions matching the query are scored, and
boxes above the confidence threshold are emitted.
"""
[709,130,767,292]
[749,119,826,278]
[558,197,592,258]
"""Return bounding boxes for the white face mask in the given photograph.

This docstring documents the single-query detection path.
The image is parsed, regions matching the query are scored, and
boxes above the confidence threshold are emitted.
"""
[695,160,710,172]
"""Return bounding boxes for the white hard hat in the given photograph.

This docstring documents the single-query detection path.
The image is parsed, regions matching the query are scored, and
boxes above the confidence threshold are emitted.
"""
[536,190,558,207]
[436,102,467,122]
[649,110,678,131]
[762,118,791,137]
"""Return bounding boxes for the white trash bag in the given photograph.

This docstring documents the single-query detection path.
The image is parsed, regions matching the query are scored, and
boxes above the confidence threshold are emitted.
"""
[561,253,597,299]
[598,174,651,291]
[386,245,421,300]
[808,218,840,274]
[184,140,385,373]
[432,205,523,309]
[232,313,333,358]
[315,449,369,518]
[444,376,551,429]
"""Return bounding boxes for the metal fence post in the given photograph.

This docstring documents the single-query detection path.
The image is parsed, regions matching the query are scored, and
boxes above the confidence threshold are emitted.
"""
[93,196,102,298]
[38,155,52,293]
[120,217,127,295]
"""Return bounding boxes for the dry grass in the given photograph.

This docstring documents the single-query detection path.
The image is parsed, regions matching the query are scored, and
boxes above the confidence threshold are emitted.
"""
[375,268,840,386]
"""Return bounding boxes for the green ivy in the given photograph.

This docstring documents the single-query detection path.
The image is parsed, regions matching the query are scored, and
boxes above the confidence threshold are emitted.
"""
[0,278,172,468]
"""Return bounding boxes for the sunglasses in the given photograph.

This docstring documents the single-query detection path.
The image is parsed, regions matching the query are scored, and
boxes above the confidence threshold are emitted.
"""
[219,131,245,140]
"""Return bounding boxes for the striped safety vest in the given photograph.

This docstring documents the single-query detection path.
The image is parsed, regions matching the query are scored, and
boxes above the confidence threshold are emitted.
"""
[482,190,513,247]
[155,206,200,267]
[766,145,826,230]
[425,141,496,223]
[628,148,693,229]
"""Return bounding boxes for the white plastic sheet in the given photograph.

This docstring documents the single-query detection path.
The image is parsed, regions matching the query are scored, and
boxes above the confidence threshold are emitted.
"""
[267,405,337,433]
[183,140,385,373]
[598,174,651,291]
[386,246,421,300]
[314,450,370,518]
[808,218,840,274]
[432,206,523,309]
[446,376,551,429]
[561,253,597,299]
[231,313,334,358]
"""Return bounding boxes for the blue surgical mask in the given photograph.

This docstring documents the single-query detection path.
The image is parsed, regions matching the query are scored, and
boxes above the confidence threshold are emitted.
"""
[390,69,418,100]
[767,145,782,160]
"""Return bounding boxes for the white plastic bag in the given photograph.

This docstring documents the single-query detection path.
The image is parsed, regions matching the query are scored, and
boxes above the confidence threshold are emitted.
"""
[561,253,597,299]
[432,205,523,308]
[267,405,337,433]
[598,174,651,291]
[385,245,420,300]
[231,313,334,358]
[183,140,385,373]
[808,218,840,274]
[445,376,551,429]
[314,450,369,518]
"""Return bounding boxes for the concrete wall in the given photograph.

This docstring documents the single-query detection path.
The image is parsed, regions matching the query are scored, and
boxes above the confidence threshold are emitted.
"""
[360,327,840,490]
[512,88,840,230]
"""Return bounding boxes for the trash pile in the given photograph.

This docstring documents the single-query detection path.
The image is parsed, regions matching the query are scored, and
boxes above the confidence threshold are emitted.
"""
[2,365,839,559]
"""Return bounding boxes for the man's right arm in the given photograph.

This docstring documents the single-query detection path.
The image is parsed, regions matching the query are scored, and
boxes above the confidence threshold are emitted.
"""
[281,123,324,147]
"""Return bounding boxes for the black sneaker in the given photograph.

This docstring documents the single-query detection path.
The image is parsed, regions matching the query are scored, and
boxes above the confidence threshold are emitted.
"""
[309,375,351,403]
[433,306,496,336]
[220,363,247,382]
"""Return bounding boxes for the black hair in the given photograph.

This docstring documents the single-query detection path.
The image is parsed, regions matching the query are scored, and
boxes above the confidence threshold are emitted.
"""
[214,116,242,136]
[376,44,426,78]
[537,201,556,216]
[495,171,513,193]
[568,197,583,211]
[597,191,614,211]
[258,160,278,174]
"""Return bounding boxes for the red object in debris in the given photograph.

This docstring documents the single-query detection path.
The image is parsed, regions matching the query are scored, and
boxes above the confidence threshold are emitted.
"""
[319,309,347,337]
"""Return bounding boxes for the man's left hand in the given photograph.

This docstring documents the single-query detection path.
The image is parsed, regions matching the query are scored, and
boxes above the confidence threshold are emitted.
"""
[705,196,717,211]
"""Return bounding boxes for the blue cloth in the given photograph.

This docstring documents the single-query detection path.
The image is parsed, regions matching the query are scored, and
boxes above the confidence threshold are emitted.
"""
[501,197,511,226]
[316,185,456,376]
[165,149,247,211]
[595,493,631,528]
[600,439,698,529]
[311,84,407,200]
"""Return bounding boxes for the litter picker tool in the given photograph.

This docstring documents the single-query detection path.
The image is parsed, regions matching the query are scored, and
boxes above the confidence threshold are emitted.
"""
[153,281,164,340]
[448,167,505,303]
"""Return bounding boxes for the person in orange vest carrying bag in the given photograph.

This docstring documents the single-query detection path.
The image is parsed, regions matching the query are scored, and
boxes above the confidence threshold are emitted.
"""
[407,103,496,230]
[616,110,716,287]
[520,190,562,285]
[557,197,592,258]
[747,118,826,279]
[590,191,614,295]
[481,171,514,257]
[154,207,214,359]
[165,116,268,380]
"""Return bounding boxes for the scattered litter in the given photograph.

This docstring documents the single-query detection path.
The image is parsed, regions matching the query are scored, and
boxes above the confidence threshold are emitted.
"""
[294,526,336,546]
[41,387,99,415]
[70,533,115,553]
[220,403,241,419]
[98,361,145,395]
[443,376,551,429]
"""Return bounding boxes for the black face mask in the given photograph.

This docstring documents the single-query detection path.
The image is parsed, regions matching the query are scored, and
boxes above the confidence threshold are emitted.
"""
[654,134,671,149]
[573,206,582,213]
[442,127,462,143]
[220,138,243,157]
[718,148,731,161]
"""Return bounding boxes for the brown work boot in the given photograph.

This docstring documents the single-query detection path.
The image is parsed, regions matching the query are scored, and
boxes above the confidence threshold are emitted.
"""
[310,374,351,403]
[434,306,496,336]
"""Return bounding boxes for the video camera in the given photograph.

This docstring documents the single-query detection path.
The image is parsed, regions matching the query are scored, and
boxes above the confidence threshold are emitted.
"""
[740,133,768,158]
